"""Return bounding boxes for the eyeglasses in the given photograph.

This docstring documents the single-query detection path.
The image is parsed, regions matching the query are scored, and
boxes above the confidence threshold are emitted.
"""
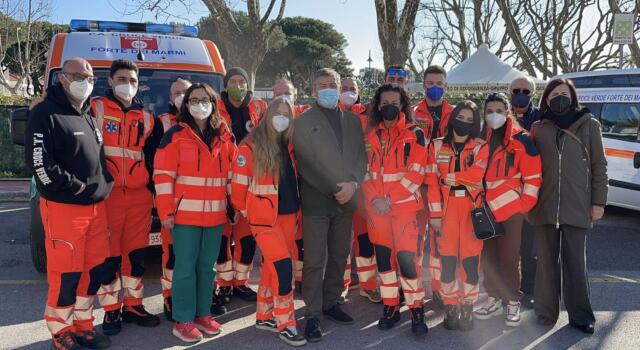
[512,88,531,95]
[188,98,212,104]
[62,72,98,84]
[387,68,407,78]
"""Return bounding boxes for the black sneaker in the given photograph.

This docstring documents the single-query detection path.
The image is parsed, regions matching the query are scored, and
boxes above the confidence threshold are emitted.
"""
[377,305,401,330]
[279,327,308,347]
[410,306,428,336]
[219,286,233,304]
[304,317,323,343]
[102,309,122,336]
[122,305,161,327]
[322,304,354,324]
[459,304,474,331]
[234,285,257,301]
[432,291,444,310]
[571,323,595,334]
[51,331,81,350]
[443,305,459,330]
[521,294,535,309]
[399,289,406,306]
[211,290,227,316]
[73,329,111,349]
[537,314,557,326]
[163,297,173,322]
[255,319,278,333]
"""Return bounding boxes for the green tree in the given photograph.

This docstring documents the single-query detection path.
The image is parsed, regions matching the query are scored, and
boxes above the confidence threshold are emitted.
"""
[257,16,353,95]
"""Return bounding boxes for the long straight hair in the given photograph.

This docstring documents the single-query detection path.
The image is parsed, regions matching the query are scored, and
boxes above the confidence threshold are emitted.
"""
[245,97,295,178]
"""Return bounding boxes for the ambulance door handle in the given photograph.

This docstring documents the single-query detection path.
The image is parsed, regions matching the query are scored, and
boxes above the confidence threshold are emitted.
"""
[633,152,640,169]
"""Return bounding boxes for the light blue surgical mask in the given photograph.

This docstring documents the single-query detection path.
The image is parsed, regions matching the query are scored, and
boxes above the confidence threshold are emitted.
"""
[316,88,339,109]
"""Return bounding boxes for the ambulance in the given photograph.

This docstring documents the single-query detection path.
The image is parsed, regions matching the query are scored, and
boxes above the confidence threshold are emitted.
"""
[12,19,227,272]
[553,69,640,211]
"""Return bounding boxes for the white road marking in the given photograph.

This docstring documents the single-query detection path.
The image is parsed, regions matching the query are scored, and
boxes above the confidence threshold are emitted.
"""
[0,207,29,214]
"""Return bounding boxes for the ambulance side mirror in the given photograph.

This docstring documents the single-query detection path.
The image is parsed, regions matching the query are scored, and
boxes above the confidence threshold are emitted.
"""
[633,152,640,169]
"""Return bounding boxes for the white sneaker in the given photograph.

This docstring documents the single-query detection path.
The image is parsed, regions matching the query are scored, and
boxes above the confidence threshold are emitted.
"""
[505,300,521,327]
[474,297,503,320]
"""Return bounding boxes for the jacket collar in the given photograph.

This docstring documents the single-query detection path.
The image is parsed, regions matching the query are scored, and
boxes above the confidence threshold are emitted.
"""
[485,117,522,145]
[46,83,91,115]
[104,89,145,112]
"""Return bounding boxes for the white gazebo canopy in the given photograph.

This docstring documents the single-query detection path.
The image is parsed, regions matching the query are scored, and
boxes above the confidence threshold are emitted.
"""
[446,44,546,93]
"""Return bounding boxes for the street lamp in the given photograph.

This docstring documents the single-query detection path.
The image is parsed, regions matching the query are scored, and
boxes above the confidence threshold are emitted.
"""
[367,50,373,86]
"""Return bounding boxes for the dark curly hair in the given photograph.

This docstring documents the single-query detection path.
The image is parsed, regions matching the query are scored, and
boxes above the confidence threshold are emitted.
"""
[367,84,412,129]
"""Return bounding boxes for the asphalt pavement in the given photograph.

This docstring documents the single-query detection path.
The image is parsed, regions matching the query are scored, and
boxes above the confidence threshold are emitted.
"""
[1,202,639,350]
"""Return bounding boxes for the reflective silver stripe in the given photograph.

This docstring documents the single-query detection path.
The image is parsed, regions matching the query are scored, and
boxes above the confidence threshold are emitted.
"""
[523,183,539,198]
[364,172,378,181]
[176,176,227,187]
[94,99,105,129]
[424,164,438,173]
[73,296,94,321]
[397,194,418,204]
[122,276,144,299]
[154,170,176,178]
[400,177,419,193]
[45,306,74,334]
[155,183,174,195]
[408,163,425,174]
[160,114,173,132]
[446,173,455,184]
[380,285,399,298]
[429,202,442,212]
[232,173,250,185]
[104,146,142,160]
[143,110,153,137]
[488,190,520,211]
[379,271,397,285]
[382,173,405,182]
[485,179,507,190]
[179,199,226,212]
[523,174,541,181]
[249,183,278,195]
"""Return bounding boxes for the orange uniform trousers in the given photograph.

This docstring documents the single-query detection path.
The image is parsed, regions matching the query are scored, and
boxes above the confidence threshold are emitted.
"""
[100,188,152,311]
[438,194,483,305]
[40,199,109,335]
[368,211,425,308]
[417,186,441,294]
[343,211,378,291]
[254,214,297,330]
[216,216,255,288]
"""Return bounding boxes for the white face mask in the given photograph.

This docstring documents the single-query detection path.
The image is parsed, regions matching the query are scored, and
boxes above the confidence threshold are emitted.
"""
[173,94,184,109]
[486,112,507,130]
[114,83,137,101]
[68,78,94,102]
[272,114,290,133]
[339,91,358,107]
[189,102,212,120]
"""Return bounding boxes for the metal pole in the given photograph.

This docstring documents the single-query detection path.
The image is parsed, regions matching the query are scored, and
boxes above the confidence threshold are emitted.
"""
[619,45,624,68]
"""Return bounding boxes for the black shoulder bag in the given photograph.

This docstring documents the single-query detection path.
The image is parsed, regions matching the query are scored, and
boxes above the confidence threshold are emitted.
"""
[470,145,505,240]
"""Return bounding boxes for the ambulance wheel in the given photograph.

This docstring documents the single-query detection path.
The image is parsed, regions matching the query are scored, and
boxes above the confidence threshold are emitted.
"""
[29,193,47,273]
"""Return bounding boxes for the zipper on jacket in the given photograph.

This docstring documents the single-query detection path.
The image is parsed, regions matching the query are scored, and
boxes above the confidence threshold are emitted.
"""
[395,148,398,168]
[122,114,127,191]
[197,148,201,172]
[556,138,566,229]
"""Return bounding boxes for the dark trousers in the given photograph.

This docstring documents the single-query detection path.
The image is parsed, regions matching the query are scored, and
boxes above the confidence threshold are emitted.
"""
[302,212,353,317]
[481,214,524,302]
[533,224,595,326]
[520,220,536,296]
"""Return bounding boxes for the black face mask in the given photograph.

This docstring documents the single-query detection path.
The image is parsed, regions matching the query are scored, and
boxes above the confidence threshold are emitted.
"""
[549,95,572,116]
[511,93,531,109]
[380,105,400,121]
[452,118,473,136]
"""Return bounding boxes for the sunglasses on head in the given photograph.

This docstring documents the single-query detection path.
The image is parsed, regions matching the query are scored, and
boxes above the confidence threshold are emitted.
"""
[512,88,531,95]
[387,68,407,78]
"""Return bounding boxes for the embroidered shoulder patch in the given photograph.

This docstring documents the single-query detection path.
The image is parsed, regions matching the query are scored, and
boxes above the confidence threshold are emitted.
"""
[237,154,247,167]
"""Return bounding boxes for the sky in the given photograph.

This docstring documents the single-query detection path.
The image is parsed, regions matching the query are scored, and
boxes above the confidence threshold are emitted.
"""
[48,0,385,72]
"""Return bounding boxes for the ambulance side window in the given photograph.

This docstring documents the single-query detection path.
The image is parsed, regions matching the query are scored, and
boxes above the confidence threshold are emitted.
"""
[599,103,640,143]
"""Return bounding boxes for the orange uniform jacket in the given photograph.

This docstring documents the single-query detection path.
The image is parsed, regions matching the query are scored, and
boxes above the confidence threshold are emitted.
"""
[217,97,267,131]
[412,99,453,141]
[91,96,155,189]
[230,140,299,227]
[294,104,311,117]
[157,111,178,132]
[339,103,368,116]
[153,123,235,227]
[425,137,489,218]
[484,118,542,222]
[362,113,428,215]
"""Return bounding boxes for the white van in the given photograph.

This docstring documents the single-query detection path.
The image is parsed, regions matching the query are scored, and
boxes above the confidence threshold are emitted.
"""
[554,69,640,211]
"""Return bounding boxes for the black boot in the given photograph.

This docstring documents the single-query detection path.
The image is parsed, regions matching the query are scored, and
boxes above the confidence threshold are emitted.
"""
[210,289,228,316]
[73,329,111,349]
[102,309,122,336]
[410,307,428,336]
[459,304,474,331]
[219,286,233,304]
[432,291,444,310]
[443,304,459,330]
[163,297,173,322]
[122,305,160,327]
[234,285,258,301]
[377,305,401,330]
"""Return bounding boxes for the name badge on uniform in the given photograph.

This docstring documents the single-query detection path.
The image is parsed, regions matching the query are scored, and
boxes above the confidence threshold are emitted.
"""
[454,189,466,197]
[436,153,451,163]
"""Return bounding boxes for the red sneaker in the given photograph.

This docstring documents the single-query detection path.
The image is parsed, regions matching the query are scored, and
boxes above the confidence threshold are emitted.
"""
[194,315,222,335]
[172,322,203,343]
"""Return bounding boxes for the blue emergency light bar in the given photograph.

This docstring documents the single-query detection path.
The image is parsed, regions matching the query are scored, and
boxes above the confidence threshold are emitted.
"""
[69,19,199,37]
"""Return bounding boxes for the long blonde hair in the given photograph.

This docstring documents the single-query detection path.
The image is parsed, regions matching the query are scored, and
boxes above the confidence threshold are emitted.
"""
[246,97,295,178]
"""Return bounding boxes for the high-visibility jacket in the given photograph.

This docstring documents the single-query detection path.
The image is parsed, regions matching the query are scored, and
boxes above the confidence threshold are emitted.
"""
[91,96,154,189]
[230,140,299,227]
[157,111,178,133]
[153,122,235,227]
[294,104,311,117]
[339,102,367,116]
[484,118,542,222]
[217,96,267,132]
[412,99,453,141]
[425,137,488,218]
[362,113,428,214]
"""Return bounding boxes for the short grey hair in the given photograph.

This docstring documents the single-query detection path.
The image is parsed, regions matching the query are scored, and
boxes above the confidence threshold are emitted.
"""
[314,68,340,85]
[510,76,536,93]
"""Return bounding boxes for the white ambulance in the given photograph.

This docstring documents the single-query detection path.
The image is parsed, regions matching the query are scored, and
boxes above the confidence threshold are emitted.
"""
[554,69,640,211]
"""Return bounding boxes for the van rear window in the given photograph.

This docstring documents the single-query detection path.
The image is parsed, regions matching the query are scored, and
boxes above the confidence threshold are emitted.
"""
[571,74,640,88]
